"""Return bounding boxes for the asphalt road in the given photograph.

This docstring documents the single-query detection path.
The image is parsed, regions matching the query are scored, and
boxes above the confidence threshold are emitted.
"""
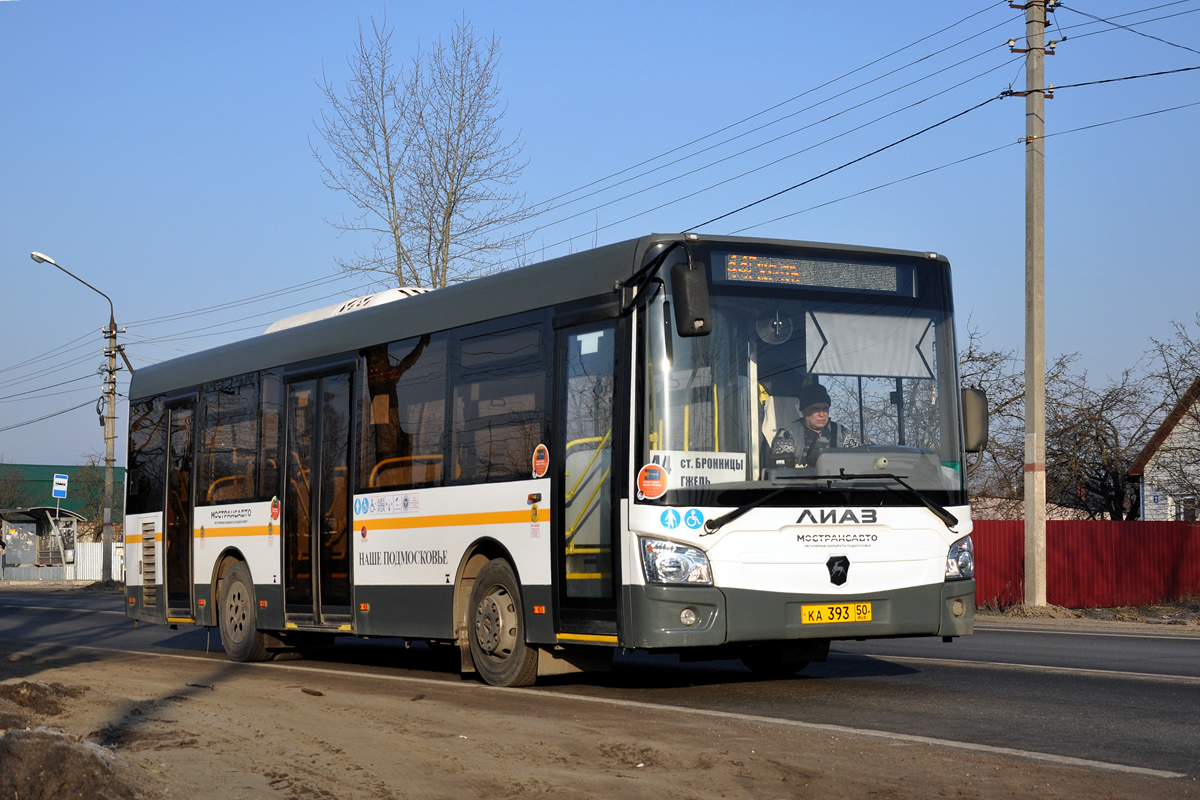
[2,586,1198,780]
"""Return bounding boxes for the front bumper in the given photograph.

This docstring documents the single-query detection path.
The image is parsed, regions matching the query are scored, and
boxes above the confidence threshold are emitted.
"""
[622,579,975,648]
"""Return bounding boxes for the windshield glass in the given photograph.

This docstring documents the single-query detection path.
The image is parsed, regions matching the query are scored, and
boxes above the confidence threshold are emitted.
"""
[637,243,967,508]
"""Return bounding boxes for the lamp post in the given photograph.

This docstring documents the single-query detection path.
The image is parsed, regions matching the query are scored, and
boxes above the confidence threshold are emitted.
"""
[31,251,133,583]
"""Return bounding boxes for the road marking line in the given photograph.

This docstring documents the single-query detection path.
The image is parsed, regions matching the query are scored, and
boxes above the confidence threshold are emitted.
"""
[0,604,126,616]
[3,639,1186,780]
[976,624,1200,641]
[836,652,1200,686]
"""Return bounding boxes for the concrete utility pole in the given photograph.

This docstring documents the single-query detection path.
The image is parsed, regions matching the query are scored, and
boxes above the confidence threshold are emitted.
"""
[1019,1,1048,606]
[31,252,134,584]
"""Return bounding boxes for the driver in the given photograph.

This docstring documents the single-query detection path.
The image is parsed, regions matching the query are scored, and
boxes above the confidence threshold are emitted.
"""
[770,382,859,466]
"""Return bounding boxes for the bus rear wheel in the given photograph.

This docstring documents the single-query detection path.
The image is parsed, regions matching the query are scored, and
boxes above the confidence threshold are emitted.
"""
[218,562,269,663]
[469,559,538,687]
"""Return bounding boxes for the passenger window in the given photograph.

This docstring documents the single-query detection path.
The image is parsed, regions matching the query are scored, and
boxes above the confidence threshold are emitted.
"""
[196,374,260,504]
[126,397,166,516]
[358,334,448,491]
[451,324,546,484]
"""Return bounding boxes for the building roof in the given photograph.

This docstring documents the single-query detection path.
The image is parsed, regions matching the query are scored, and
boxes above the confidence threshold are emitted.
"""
[1128,375,1200,477]
[0,463,126,518]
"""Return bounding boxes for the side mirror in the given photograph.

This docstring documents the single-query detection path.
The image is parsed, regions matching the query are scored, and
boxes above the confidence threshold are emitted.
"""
[961,387,989,453]
[671,261,712,337]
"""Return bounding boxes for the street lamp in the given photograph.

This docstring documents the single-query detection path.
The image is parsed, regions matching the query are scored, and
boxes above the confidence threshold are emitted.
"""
[31,251,133,584]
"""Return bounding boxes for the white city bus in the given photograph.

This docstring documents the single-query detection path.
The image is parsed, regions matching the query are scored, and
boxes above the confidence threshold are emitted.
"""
[123,234,986,686]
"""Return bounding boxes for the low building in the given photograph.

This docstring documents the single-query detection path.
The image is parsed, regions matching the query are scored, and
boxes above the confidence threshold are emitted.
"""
[1130,376,1200,522]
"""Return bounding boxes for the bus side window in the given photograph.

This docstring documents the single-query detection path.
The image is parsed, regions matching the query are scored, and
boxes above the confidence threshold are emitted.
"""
[358,334,448,492]
[451,324,546,484]
[127,397,166,516]
[197,374,259,504]
[260,372,283,501]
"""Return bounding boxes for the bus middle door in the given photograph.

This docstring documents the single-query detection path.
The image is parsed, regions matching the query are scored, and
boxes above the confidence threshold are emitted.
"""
[283,371,353,628]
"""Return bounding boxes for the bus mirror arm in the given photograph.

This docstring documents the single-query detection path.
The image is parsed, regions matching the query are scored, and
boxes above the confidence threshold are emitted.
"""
[619,240,713,337]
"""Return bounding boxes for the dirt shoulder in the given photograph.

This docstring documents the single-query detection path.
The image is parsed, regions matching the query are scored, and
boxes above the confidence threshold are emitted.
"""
[0,645,1191,798]
[976,598,1200,635]
[1,584,1197,798]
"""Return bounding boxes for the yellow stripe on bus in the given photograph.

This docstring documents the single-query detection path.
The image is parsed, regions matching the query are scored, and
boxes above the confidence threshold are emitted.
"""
[565,573,609,580]
[192,525,270,539]
[125,533,162,544]
[358,509,551,532]
[557,632,619,643]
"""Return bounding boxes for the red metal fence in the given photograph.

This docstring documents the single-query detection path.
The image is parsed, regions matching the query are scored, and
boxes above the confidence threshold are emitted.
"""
[972,520,1200,607]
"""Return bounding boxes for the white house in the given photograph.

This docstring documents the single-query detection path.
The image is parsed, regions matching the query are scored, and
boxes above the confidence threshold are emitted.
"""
[1130,376,1200,522]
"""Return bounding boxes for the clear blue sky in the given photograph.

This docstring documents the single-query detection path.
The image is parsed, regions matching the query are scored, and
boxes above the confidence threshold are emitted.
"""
[2,1,1197,467]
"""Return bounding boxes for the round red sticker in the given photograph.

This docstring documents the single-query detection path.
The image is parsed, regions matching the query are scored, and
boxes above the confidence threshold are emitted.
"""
[270,496,281,521]
[532,444,550,478]
[637,464,669,499]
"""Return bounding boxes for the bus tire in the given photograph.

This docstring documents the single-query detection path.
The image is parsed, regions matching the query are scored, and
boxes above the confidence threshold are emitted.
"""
[218,562,269,663]
[468,559,538,687]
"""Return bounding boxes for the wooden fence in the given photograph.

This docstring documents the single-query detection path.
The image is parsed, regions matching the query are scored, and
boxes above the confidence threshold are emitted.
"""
[973,520,1200,607]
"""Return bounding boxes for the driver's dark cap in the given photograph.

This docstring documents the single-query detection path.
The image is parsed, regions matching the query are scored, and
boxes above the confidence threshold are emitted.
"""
[798,382,831,409]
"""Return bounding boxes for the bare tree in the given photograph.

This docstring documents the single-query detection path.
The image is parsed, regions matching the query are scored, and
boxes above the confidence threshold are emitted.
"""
[0,456,35,511]
[1143,315,1200,507]
[313,16,532,288]
[1045,368,1160,520]
[73,453,108,542]
[957,324,1073,518]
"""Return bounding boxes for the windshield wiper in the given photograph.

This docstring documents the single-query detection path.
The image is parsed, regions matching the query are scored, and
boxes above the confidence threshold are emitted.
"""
[701,470,957,536]
[842,472,959,530]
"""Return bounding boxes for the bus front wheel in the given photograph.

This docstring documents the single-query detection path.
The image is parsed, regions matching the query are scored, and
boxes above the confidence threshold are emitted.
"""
[468,559,538,687]
[218,562,269,663]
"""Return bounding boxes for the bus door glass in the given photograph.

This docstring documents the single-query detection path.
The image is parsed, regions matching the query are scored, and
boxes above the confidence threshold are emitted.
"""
[556,320,618,631]
[284,373,353,625]
[164,402,195,619]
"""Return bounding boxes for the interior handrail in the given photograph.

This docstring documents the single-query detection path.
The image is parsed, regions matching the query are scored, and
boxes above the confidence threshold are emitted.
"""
[564,429,612,502]
[369,454,444,487]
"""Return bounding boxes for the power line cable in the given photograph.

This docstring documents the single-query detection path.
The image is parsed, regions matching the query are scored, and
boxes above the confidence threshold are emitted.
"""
[493,53,1022,269]
[527,1,1015,212]
[513,3,1186,257]
[1041,64,1200,91]
[0,352,99,392]
[729,97,1200,234]
[0,374,96,403]
[523,8,1024,228]
[521,43,1021,239]
[508,8,1184,264]
[686,94,1004,231]
[0,399,95,435]
[1057,2,1200,56]
[0,330,97,376]
[127,271,353,328]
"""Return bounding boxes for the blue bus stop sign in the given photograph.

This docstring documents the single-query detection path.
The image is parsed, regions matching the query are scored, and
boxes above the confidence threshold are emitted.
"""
[52,474,68,500]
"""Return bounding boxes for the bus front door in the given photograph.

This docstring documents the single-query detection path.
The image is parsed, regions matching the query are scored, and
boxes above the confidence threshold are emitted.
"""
[284,373,353,628]
[164,401,196,622]
[555,320,618,637]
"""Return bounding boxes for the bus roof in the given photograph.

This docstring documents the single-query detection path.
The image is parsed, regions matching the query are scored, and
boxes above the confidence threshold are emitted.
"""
[129,234,948,400]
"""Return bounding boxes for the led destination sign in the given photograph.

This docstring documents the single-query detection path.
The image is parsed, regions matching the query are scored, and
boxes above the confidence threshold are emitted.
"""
[720,252,906,294]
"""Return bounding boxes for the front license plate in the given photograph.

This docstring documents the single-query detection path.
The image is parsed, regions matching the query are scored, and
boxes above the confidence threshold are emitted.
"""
[801,602,872,624]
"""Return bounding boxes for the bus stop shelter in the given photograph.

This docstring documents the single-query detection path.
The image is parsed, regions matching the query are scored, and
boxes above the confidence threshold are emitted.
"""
[1,506,86,580]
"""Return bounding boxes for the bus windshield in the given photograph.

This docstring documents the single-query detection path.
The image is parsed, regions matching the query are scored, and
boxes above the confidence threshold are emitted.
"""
[639,244,967,508]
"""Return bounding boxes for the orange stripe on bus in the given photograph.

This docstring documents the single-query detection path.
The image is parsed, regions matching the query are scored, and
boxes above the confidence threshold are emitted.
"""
[358,509,551,531]
[192,525,270,539]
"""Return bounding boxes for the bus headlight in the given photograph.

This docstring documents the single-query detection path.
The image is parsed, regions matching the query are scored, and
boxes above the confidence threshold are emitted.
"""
[945,535,974,580]
[640,538,712,585]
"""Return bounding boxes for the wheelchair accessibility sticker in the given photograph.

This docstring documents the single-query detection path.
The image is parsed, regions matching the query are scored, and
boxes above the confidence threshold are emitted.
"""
[660,508,705,530]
